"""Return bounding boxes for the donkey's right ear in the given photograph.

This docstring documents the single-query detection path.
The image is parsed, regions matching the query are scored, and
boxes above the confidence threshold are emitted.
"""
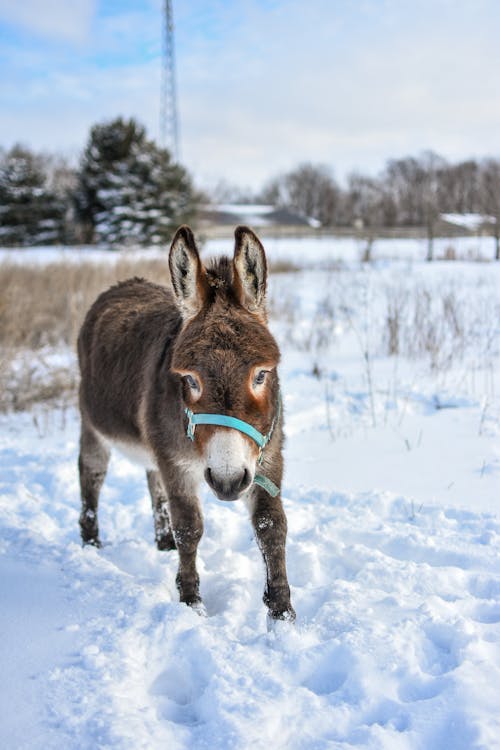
[169,226,207,320]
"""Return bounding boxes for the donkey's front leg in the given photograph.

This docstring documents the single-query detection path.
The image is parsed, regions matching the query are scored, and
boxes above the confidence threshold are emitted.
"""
[158,462,204,606]
[146,470,176,551]
[168,495,203,606]
[251,491,295,622]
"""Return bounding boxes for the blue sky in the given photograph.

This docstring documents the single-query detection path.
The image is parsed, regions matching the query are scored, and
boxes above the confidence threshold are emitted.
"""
[1,0,499,190]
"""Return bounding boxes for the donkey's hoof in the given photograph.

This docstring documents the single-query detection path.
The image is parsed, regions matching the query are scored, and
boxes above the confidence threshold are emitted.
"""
[267,605,296,624]
[189,600,208,617]
[156,531,176,551]
[82,537,102,549]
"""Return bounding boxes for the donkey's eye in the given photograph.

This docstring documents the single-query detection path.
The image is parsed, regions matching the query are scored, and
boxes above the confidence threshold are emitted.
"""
[253,370,268,386]
[183,374,200,391]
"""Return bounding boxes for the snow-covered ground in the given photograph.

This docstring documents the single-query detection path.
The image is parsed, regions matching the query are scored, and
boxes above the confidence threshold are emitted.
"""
[0,231,496,267]
[1,245,499,749]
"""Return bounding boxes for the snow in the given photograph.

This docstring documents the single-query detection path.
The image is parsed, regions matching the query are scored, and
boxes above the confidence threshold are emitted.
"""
[1,249,499,749]
[212,203,275,215]
[204,204,276,227]
[0,556,79,749]
[441,214,495,231]
[0,232,496,266]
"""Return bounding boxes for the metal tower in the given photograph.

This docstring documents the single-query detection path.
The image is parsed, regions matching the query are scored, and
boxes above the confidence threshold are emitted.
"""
[160,0,180,161]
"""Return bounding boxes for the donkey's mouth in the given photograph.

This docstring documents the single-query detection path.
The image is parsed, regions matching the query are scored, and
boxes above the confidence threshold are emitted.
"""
[204,467,253,502]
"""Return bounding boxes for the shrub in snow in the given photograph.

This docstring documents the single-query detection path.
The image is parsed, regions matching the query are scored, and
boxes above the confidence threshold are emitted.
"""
[0,145,66,246]
[74,117,198,247]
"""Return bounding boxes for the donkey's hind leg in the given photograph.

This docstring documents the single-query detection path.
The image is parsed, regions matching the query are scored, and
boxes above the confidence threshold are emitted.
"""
[146,470,176,551]
[78,421,110,547]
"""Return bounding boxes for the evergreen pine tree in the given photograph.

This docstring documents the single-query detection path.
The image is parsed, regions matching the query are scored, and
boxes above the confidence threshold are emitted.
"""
[75,117,197,246]
[0,145,66,246]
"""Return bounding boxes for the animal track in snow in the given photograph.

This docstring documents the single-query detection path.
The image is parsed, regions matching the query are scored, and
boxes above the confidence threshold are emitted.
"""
[467,574,500,600]
[150,666,206,726]
[2,405,500,749]
[398,673,451,703]
[471,601,500,624]
[419,621,468,676]
[299,641,352,696]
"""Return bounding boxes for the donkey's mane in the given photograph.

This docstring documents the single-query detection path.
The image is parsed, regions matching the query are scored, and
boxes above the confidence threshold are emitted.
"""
[204,256,240,307]
[205,256,233,289]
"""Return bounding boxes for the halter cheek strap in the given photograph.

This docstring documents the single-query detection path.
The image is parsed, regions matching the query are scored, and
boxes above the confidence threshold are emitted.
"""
[184,397,281,497]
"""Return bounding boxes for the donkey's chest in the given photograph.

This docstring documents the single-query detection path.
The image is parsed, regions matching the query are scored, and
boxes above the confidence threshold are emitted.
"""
[108,438,158,470]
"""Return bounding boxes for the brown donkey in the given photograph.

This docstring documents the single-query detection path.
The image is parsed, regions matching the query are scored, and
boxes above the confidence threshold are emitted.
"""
[77,225,295,622]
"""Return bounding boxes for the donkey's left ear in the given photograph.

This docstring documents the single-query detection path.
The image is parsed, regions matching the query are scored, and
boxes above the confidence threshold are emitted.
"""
[233,226,267,317]
[169,225,207,320]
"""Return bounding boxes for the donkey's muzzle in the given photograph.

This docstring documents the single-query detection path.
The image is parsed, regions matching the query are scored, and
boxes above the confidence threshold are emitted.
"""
[204,467,252,501]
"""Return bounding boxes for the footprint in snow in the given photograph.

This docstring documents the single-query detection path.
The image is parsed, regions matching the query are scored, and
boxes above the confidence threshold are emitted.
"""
[398,673,451,703]
[467,574,500,600]
[148,628,213,728]
[363,698,410,733]
[150,663,207,727]
[299,641,352,696]
[471,601,500,624]
[420,621,469,676]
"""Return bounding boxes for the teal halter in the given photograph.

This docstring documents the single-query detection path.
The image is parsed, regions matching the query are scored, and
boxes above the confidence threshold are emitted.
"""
[184,398,281,497]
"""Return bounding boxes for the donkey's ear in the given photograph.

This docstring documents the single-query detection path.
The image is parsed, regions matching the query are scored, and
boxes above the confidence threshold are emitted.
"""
[169,226,206,320]
[233,226,267,316]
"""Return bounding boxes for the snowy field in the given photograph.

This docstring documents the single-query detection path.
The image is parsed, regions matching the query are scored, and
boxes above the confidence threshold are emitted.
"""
[0,231,496,267]
[1,238,499,749]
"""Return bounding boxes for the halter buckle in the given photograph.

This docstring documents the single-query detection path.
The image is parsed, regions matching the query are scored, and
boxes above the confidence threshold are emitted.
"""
[185,408,195,441]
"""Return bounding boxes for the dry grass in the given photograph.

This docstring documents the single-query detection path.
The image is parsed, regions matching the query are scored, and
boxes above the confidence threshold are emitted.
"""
[382,281,499,371]
[3,256,496,413]
[267,259,301,274]
[0,355,78,412]
[0,256,298,412]
[0,257,172,411]
[0,258,172,350]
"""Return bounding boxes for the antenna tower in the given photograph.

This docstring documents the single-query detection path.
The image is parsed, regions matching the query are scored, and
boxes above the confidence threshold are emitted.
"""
[160,0,180,161]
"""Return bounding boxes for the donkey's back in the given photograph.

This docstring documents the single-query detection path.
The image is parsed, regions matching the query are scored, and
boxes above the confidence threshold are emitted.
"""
[78,277,180,443]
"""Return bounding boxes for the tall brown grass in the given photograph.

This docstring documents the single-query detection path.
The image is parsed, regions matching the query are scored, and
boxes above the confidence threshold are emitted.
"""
[1,258,172,350]
[0,256,299,412]
[0,257,172,411]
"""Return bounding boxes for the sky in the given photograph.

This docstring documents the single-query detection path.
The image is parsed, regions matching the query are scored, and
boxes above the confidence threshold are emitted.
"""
[1,0,499,191]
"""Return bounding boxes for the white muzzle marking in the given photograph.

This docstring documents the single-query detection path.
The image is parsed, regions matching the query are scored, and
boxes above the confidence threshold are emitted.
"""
[205,429,254,486]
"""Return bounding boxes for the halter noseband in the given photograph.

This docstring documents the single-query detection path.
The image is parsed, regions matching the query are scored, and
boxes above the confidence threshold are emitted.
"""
[184,397,281,497]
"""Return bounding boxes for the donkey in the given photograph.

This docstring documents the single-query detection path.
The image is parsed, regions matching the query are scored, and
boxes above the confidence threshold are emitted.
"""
[77,225,295,622]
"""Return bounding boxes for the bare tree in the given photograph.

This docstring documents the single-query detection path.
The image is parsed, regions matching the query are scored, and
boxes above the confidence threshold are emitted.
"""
[261,163,339,226]
[206,179,256,205]
[382,151,447,260]
[437,159,480,214]
[479,159,500,260]
[420,151,447,261]
[383,156,426,225]
[345,173,396,226]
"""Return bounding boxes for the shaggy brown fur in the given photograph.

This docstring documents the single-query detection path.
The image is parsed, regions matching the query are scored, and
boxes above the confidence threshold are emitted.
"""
[77,225,295,621]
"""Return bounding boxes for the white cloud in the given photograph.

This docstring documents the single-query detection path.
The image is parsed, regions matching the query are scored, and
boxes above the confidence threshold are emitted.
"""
[175,0,500,185]
[0,0,95,43]
[1,0,499,188]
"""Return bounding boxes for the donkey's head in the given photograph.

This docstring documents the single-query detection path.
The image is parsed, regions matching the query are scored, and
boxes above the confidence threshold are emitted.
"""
[169,225,281,502]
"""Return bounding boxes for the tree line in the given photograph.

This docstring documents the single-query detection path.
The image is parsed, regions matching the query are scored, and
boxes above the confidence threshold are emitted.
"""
[257,153,500,259]
[1,118,499,259]
[0,117,198,248]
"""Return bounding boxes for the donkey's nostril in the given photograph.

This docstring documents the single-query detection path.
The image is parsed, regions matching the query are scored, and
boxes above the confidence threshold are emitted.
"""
[237,468,251,493]
[204,467,215,489]
[205,467,252,500]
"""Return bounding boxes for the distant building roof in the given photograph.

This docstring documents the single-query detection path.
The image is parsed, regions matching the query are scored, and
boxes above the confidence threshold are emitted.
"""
[199,203,320,228]
[440,213,495,231]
